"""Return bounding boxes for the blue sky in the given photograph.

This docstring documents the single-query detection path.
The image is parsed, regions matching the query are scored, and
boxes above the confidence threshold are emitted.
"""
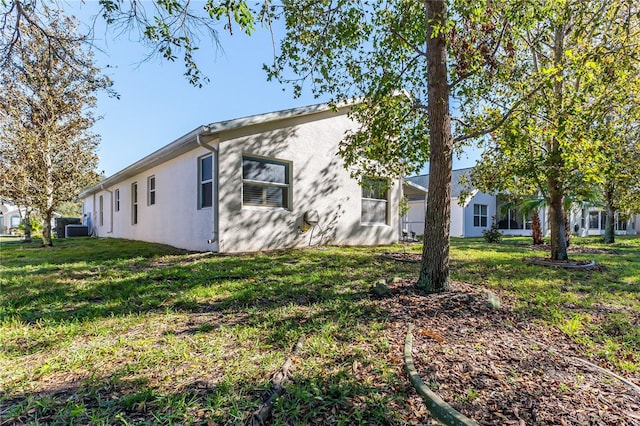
[71,1,479,177]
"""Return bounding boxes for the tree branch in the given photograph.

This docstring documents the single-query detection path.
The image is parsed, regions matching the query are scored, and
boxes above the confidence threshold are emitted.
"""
[453,82,545,144]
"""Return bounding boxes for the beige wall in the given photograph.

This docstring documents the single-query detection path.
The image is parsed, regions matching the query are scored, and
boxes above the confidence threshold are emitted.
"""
[216,109,400,253]
[82,107,401,252]
[83,146,217,251]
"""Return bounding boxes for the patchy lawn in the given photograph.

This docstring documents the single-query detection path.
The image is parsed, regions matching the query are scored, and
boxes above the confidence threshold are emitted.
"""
[0,236,638,425]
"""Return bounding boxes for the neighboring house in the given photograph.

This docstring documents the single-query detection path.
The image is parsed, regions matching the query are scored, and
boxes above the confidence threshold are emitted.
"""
[569,206,639,237]
[403,168,545,238]
[79,102,402,252]
[0,200,24,235]
[403,168,639,238]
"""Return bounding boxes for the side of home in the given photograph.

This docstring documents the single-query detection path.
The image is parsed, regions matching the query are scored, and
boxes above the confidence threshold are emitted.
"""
[79,103,401,252]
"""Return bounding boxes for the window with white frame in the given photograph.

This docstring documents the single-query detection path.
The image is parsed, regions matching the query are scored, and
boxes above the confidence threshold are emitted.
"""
[148,176,156,206]
[473,204,488,227]
[114,189,120,212]
[131,182,138,225]
[242,156,291,208]
[199,155,213,208]
[361,179,388,225]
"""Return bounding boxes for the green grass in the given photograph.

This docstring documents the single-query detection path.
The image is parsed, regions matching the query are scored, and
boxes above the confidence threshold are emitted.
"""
[1,235,638,424]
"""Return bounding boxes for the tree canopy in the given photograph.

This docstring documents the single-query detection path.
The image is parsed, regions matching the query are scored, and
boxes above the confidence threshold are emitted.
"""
[0,7,106,245]
[469,0,640,257]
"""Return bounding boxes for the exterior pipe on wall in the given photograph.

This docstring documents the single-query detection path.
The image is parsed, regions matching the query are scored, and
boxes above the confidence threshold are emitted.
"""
[100,184,114,234]
[197,128,219,244]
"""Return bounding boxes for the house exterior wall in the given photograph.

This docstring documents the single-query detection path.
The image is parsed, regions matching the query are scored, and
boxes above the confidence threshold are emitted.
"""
[404,199,426,236]
[83,147,216,251]
[80,106,401,252]
[573,207,640,237]
[450,200,465,237]
[216,110,400,253]
[463,192,496,238]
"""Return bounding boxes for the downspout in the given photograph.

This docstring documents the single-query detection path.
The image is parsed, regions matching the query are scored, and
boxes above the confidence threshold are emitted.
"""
[197,127,219,245]
[101,184,114,234]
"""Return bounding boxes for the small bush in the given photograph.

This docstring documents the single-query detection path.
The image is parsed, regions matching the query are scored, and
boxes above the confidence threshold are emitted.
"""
[483,222,503,243]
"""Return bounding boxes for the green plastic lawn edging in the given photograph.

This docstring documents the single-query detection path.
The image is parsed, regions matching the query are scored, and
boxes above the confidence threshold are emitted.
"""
[404,324,480,426]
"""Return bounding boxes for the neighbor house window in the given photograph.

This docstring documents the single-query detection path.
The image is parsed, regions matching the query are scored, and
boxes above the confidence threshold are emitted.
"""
[473,204,488,227]
[114,189,120,212]
[588,211,599,229]
[242,155,291,208]
[616,213,628,231]
[99,195,104,226]
[148,176,156,206]
[361,179,388,225]
[199,155,213,208]
[131,182,138,225]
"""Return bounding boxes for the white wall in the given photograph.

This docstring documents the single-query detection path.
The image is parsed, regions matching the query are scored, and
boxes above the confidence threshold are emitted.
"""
[404,199,426,236]
[84,147,216,251]
[216,110,400,253]
[463,192,496,238]
[450,199,465,237]
[81,108,401,252]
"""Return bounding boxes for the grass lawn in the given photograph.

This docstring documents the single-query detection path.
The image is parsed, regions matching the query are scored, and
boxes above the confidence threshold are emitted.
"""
[1,236,638,424]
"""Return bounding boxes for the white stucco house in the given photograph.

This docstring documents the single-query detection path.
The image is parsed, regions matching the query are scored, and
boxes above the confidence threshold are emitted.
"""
[79,102,402,252]
[0,200,24,235]
[403,168,639,238]
[402,168,532,238]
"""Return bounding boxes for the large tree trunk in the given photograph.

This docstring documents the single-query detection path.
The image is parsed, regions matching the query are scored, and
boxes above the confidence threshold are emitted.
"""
[22,209,32,243]
[41,211,53,246]
[548,186,568,260]
[417,0,453,293]
[603,183,615,244]
[547,25,568,261]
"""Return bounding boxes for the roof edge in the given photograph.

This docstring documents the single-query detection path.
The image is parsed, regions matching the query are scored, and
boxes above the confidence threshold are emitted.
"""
[79,100,358,199]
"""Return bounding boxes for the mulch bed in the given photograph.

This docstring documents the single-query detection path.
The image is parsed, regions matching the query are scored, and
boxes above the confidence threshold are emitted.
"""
[525,244,618,255]
[380,252,422,263]
[377,280,640,425]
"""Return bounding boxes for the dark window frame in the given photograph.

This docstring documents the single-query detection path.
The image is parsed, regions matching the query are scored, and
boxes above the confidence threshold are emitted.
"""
[131,182,138,225]
[242,155,291,209]
[148,176,156,206]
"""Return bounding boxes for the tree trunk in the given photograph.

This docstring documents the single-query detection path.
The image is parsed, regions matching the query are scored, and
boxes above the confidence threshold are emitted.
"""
[531,210,543,245]
[41,211,53,246]
[417,0,453,293]
[22,209,32,243]
[603,184,615,244]
[548,186,568,260]
[564,210,571,247]
[547,24,568,261]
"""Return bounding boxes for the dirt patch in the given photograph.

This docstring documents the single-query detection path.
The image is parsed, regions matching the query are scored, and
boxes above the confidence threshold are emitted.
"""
[378,280,640,425]
[523,257,599,269]
[380,252,422,263]
[526,244,618,255]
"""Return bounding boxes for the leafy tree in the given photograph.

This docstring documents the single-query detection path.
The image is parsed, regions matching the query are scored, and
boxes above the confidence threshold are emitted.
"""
[470,0,640,259]
[1,0,259,87]
[591,112,640,244]
[267,1,543,291]
[0,7,105,246]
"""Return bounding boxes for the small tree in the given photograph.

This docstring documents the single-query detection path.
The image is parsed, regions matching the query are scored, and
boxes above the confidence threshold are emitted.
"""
[0,7,104,245]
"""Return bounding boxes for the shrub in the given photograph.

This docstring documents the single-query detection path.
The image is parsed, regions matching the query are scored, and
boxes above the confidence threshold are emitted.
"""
[483,222,502,243]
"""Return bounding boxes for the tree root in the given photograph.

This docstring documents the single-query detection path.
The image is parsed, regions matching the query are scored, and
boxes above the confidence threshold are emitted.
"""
[571,356,640,396]
[404,324,479,426]
[247,335,305,425]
